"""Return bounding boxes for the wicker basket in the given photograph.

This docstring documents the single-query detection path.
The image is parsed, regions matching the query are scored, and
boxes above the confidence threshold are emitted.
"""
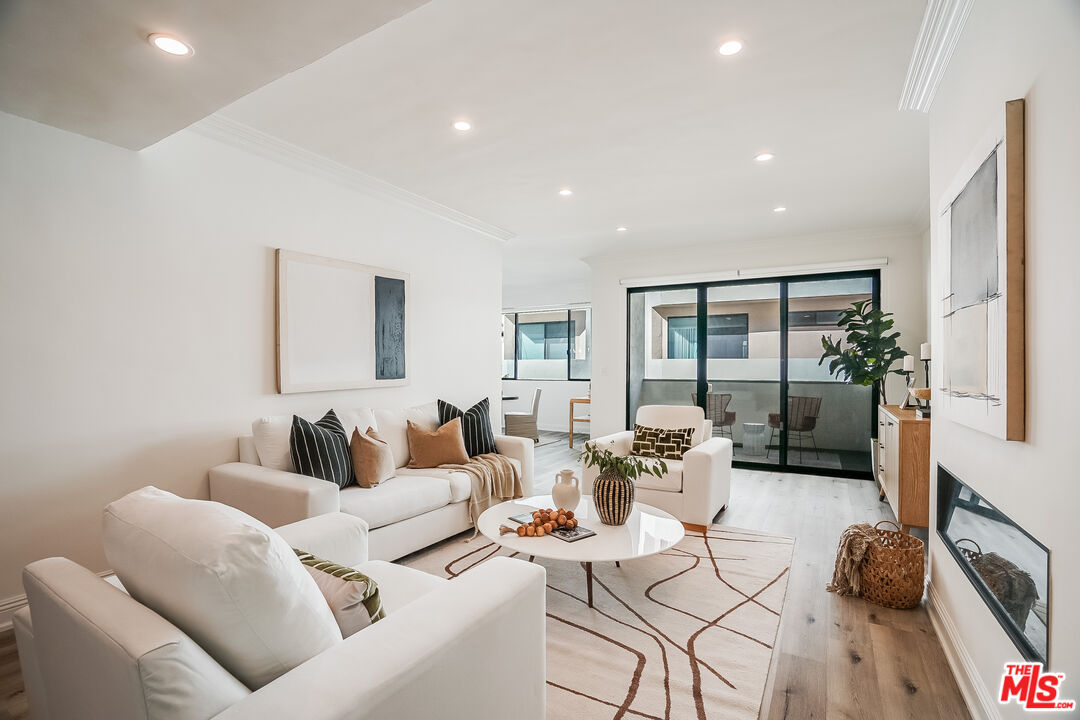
[859,521,925,610]
[956,538,1039,630]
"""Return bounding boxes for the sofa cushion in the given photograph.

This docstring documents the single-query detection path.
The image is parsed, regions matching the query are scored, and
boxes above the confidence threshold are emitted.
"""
[338,476,451,530]
[373,402,439,469]
[629,457,684,492]
[395,467,471,503]
[350,427,395,488]
[406,418,469,468]
[251,414,304,471]
[291,410,354,489]
[251,408,376,472]
[438,398,497,456]
[396,458,521,504]
[295,550,385,638]
[336,407,378,440]
[635,405,708,447]
[353,560,447,614]
[632,424,695,460]
[102,487,342,690]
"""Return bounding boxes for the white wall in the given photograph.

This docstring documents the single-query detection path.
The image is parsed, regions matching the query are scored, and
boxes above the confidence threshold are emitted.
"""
[0,111,504,602]
[927,2,1079,715]
[588,227,929,437]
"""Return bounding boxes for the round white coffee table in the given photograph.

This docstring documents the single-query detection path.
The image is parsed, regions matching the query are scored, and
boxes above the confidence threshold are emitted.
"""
[477,494,685,607]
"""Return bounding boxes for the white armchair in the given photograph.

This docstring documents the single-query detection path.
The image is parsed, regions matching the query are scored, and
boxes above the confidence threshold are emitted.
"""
[582,405,732,530]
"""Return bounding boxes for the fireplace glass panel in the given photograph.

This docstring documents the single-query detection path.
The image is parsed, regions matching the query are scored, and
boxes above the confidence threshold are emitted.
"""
[937,465,1049,664]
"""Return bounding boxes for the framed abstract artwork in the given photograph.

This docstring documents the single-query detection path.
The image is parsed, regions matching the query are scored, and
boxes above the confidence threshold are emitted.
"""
[936,99,1025,440]
[276,249,409,393]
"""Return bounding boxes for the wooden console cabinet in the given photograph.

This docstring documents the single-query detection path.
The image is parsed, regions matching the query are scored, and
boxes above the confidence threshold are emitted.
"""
[875,405,930,532]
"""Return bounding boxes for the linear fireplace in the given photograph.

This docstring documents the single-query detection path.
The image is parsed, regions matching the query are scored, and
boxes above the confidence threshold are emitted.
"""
[937,465,1049,664]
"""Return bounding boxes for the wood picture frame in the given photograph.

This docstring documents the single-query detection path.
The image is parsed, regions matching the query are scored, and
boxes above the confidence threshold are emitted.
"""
[936,99,1025,440]
[276,249,410,394]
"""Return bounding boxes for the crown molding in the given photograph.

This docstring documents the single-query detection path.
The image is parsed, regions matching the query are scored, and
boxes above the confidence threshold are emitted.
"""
[584,223,922,269]
[898,0,976,112]
[189,114,515,243]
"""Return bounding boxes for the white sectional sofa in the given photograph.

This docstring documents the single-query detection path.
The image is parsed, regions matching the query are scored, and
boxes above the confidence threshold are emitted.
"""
[14,511,547,720]
[209,402,534,561]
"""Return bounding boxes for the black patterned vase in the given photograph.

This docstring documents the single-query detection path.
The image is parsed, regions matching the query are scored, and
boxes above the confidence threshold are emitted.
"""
[593,469,634,526]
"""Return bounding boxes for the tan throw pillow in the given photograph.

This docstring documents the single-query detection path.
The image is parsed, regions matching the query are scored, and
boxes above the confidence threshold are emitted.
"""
[406,417,469,468]
[350,427,396,487]
[631,424,696,460]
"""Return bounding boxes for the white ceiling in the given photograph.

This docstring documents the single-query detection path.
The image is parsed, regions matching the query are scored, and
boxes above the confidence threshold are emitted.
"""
[221,0,930,296]
[0,0,429,149]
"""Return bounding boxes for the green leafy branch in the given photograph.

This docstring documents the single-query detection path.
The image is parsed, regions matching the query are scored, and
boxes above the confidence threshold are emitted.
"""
[818,299,908,404]
[580,443,668,481]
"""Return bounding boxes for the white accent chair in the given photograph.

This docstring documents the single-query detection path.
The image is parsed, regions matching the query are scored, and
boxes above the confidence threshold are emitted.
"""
[582,405,732,529]
[13,512,546,720]
[503,388,542,442]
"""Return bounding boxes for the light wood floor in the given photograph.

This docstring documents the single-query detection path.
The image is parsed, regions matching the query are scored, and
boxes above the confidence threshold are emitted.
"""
[0,431,970,720]
[0,628,26,720]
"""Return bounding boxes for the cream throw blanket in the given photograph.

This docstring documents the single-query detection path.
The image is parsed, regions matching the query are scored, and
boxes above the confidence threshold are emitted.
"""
[826,522,878,596]
[439,453,523,526]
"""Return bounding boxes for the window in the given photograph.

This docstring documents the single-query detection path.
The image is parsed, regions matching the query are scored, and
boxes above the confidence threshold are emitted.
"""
[787,309,844,328]
[667,314,748,359]
[519,320,573,360]
[502,308,591,380]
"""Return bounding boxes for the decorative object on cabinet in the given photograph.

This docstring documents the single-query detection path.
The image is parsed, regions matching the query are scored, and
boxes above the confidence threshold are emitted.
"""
[275,249,409,393]
[936,99,1025,441]
[875,405,930,532]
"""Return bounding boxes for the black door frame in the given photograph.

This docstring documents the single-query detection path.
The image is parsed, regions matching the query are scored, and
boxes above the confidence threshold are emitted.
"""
[625,269,881,480]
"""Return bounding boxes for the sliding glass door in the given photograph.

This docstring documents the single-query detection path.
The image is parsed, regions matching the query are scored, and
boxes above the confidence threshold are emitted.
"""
[627,270,879,477]
[787,276,874,473]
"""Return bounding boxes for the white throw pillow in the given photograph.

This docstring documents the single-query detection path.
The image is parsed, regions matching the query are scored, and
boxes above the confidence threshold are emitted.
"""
[336,407,378,440]
[102,487,342,690]
[373,401,439,469]
[251,414,297,471]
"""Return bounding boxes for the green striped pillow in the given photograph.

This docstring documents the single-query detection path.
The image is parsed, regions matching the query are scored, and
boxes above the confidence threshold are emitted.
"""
[294,550,385,636]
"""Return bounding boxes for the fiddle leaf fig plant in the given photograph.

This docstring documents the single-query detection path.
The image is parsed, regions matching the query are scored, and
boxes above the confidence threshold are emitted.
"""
[580,443,667,481]
[818,299,908,404]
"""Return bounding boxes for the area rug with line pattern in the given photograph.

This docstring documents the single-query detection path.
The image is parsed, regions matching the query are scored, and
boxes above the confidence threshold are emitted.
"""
[402,525,794,720]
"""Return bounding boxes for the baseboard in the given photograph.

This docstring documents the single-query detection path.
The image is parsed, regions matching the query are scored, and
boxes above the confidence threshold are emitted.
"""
[0,569,115,632]
[926,581,1001,720]
[0,593,26,633]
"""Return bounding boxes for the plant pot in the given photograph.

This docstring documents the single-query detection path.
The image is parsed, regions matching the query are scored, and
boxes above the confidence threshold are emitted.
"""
[593,469,634,526]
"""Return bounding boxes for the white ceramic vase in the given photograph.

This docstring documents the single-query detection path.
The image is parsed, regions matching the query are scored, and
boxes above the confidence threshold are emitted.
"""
[551,469,582,511]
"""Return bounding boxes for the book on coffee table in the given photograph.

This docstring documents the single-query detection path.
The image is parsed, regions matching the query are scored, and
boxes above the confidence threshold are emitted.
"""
[508,512,596,542]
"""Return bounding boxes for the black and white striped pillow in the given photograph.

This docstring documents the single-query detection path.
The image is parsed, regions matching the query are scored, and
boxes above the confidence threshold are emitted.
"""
[290,410,354,488]
[438,398,497,457]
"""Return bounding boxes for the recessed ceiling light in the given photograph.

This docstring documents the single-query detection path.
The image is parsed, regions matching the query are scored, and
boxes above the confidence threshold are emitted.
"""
[616,227,628,232]
[558,188,573,196]
[148,33,193,57]
[452,120,472,132]
[755,152,775,162]
[773,206,787,213]
[717,40,743,56]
